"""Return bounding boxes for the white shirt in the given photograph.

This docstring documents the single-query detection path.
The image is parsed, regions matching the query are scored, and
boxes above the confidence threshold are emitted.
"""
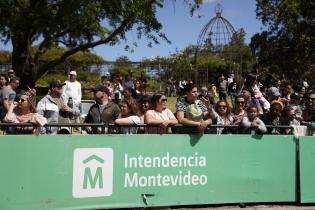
[120,115,141,134]
[63,80,82,104]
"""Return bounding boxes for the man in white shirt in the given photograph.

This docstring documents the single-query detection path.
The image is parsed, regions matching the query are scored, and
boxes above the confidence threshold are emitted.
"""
[63,71,82,106]
[63,71,82,125]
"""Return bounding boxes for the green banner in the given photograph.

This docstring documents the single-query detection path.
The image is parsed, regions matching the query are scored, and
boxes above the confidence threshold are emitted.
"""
[299,136,315,203]
[0,134,296,210]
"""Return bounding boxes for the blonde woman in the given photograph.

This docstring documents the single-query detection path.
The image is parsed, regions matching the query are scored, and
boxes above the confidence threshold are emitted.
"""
[4,89,47,134]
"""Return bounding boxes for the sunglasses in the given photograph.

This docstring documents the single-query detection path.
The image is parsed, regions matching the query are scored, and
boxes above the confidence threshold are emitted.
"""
[19,99,26,102]
[309,98,315,101]
[161,99,168,102]
[218,105,227,108]
[236,101,245,104]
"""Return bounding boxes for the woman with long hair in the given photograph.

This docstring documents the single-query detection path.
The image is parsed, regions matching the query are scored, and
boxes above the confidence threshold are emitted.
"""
[233,95,246,125]
[114,99,140,134]
[4,89,47,134]
[209,100,234,134]
[145,94,178,133]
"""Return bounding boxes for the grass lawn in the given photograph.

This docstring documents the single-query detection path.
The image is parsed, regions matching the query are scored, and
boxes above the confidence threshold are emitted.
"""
[166,97,178,113]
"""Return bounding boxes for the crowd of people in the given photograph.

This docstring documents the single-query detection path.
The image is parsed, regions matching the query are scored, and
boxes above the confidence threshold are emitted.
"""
[0,69,314,135]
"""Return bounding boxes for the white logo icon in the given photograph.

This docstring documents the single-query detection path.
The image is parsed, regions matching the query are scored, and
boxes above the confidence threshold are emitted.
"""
[72,148,113,198]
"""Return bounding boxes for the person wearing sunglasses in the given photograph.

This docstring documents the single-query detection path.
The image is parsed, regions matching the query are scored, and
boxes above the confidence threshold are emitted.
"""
[37,80,80,134]
[84,85,121,134]
[233,95,246,125]
[145,94,178,134]
[208,100,233,134]
[3,89,47,134]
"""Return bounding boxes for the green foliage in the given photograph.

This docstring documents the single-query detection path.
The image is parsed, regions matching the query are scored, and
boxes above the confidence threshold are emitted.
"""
[145,29,255,86]
[251,0,315,82]
[221,29,255,74]
[109,56,148,80]
[0,0,201,87]
[0,50,11,64]
[36,70,100,87]
[36,72,68,87]
[40,45,104,73]
[39,45,104,64]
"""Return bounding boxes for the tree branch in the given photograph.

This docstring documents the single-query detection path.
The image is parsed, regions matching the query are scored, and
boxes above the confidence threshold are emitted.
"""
[33,30,70,63]
[37,16,133,77]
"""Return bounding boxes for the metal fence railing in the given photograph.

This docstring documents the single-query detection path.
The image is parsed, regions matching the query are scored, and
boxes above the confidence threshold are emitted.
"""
[0,123,313,135]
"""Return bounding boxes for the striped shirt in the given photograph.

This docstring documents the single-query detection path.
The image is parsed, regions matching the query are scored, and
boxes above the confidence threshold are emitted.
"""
[176,97,207,114]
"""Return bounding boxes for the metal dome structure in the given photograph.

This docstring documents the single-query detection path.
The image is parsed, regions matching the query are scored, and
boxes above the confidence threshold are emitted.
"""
[196,3,236,53]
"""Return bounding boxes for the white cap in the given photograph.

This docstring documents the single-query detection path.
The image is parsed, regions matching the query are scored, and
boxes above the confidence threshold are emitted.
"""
[69,70,77,76]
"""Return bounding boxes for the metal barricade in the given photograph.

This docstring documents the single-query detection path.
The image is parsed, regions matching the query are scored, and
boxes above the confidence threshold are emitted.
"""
[0,122,310,135]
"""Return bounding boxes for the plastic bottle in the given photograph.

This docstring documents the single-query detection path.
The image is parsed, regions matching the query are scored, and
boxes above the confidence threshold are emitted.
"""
[67,97,74,119]
[67,97,73,108]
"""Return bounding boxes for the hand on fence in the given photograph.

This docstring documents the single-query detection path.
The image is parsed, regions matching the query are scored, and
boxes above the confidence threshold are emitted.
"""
[85,127,92,134]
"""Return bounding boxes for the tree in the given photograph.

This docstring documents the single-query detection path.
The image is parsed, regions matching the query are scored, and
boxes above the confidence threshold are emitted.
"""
[222,28,255,74]
[0,0,201,88]
[110,56,148,80]
[250,0,315,82]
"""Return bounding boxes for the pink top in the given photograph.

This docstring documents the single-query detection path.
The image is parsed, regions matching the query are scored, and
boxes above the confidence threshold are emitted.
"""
[4,112,47,126]
[146,108,176,121]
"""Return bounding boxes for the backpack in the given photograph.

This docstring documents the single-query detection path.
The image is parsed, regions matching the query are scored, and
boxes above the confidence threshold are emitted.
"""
[186,100,203,122]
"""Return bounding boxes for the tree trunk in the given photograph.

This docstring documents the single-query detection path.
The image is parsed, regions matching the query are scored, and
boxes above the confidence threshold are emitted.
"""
[11,34,36,89]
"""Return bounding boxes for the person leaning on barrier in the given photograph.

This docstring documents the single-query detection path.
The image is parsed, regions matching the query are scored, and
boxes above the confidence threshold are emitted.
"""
[279,106,300,135]
[4,89,47,134]
[175,83,212,134]
[145,94,178,134]
[84,85,120,134]
[233,95,246,125]
[288,92,303,121]
[241,105,267,135]
[114,99,141,134]
[261,100,284,134]
[37,80,80,134]
[207,100,234,134]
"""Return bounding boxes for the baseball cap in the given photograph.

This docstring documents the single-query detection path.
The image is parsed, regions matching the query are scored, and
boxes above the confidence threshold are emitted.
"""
[92,85,110,95]
[69,70,77,76]
[267,87,281,97]
[50,80,66,89]
[8,69,14,73]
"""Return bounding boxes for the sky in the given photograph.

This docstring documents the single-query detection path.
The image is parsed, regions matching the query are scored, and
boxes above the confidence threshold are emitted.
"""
[1,0,264,62]
[93,0,263,61]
